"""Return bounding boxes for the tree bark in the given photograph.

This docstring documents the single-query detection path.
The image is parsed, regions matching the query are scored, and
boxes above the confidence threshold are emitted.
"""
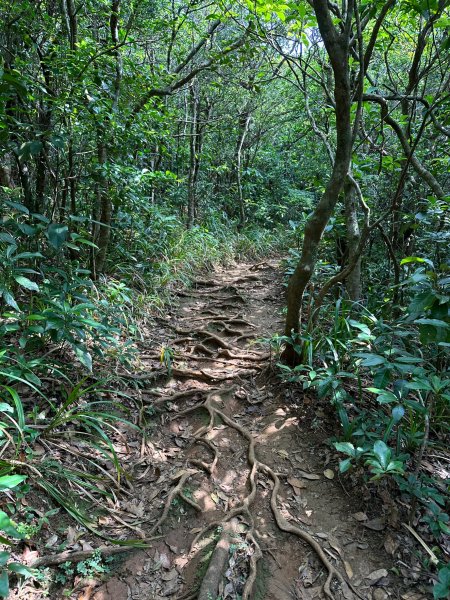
[236,109,251,228]
[344,177,361,301]
[187,84,199,228]
[282,0,354,365]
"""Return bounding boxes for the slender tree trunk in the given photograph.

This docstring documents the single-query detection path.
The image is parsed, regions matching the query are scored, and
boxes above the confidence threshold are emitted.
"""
[344,178,361,301]
[187,84,198,228]
[282,0,354,365]
[93,141,110,276]
[235,109,251,228]
[92,0,122,275]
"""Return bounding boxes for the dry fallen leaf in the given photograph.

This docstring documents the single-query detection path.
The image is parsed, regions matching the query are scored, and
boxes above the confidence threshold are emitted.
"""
[384,534,399,556]
[190,527,203,534]
[352,511,368,522]
[277,449,289,459]
[401,591,427,600]
[323,469,335,480]
[366,568,388,585]
[344,560,353,579]
[288,477,307,491]
[298,470,321,480]
[363,517,386,531]
[161,568,178,581]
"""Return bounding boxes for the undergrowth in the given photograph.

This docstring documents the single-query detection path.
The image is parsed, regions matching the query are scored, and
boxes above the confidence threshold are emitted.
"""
[275,252,450,598]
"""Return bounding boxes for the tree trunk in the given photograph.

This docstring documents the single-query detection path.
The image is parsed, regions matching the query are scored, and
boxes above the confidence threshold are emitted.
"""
[93,141,110,276]
[235,109,251,228]
[282,0,354,365]
[187,84,198,228]
[344,178,361,301]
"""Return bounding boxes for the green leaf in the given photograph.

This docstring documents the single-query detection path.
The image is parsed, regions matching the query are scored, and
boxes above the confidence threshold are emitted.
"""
[14,276,39,292]
[339,458,353,473]
[0,511,22,539]
[433,566,450,599]
[7,563,34,578]
[372,440,391,469]
[391,406,405,423]
[3,201,29,214]
[355,353,386,367]
[400,256,434,267]
[0,569,9,598]
[0,553,9,567]
[47,224,69,250]
[2,291,20,311]
[18,140,43,161]
[0,475,26,491]
[74,346,92,371]
[334,442,355,457]
[415,318,449,328]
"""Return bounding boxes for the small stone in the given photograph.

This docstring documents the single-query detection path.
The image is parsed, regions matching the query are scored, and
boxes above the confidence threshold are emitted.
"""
[373,588,389,600]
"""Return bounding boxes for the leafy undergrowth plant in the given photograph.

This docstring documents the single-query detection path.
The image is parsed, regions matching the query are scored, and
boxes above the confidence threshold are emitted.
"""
[277,264,449,597]
[0,475,35,598]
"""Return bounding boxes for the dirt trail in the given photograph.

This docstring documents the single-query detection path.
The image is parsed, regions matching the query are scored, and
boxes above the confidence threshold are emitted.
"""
[89,260,400,600]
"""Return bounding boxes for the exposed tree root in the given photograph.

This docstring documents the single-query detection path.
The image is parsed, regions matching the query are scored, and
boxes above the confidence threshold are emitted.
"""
[171,366,257,382]
[197,518,240,600]
[170,388,353,600]
[29,538,161,568]
[188,438,218,474]
[149,469,200,536]
[152,388,208,403]
[249,261,269,270]
[217,348,268,362]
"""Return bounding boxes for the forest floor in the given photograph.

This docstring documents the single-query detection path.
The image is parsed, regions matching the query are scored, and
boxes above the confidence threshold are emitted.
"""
[19,260,415,600]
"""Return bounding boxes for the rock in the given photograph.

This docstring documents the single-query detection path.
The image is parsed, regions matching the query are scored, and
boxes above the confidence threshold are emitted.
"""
[367,569,389,585]
[373,588,389,600]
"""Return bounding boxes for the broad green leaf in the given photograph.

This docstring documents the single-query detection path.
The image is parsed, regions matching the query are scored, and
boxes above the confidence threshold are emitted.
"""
[391,406,405,423]
[3,201,29,214]
[47,224,69,250]
[74,346,93,371]
[0,475,26,491]
[356,353,386,367]
[372,440,391,469]
[0,570,9,598]
[339,458,352,473]
[0,553,9,567]
[7,563,34,578]
[415,318,449,328]
[334,442,355,457]
[0,511,23,539]
[2,292,20,311]
[400,256,433,266]
[14,276,39,292]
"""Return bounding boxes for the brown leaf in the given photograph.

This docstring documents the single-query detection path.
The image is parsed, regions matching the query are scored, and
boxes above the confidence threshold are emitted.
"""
[288,477,307,491]
[363,517,386,531]
[384,534,399,556]
[366,569,388,585]
[323,469,335,480]
[344,561,354,579]
[161,568,178,581]
[298,470,321,480]
[352,511,368,522]
[328,537,343,558]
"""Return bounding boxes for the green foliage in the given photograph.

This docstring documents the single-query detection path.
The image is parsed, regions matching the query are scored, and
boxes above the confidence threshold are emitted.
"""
[0,475,35,597]
[55,550,112,587]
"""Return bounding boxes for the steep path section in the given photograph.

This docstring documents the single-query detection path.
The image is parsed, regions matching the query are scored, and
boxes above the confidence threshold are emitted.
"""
[87,260,399,600]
